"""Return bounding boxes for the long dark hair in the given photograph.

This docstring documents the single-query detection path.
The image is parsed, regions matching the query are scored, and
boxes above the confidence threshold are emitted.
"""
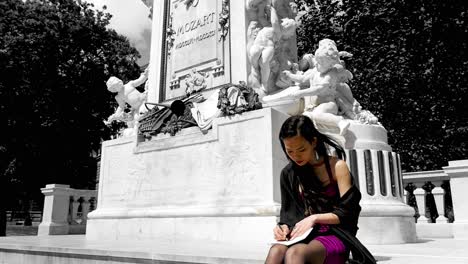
[279,115,345,162]
[279,115,345,214]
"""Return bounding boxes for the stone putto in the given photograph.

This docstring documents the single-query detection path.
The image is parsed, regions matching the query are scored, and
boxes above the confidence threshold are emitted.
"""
[104,68,149,136]
[262,39,380,135]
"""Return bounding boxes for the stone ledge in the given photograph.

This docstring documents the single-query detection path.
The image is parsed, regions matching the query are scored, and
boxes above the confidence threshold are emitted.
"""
[2,235,468,264]
[133,108,271,154]
[88,203,280,219]
[0,235,266,264]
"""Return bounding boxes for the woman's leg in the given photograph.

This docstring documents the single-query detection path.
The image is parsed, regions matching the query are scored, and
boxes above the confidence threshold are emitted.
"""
[284,240,326,264]
[265,244,288,264]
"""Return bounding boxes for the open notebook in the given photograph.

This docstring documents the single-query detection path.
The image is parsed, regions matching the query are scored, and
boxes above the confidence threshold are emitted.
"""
[269,227,314,246]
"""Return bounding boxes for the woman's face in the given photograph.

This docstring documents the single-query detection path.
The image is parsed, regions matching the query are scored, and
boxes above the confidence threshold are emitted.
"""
[283,135,316,166]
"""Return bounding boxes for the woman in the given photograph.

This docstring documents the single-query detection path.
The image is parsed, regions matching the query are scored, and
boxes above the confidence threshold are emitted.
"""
[265,115,367,264]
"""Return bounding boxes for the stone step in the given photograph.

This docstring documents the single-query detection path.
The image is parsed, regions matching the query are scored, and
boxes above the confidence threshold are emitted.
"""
[0,235,467,264]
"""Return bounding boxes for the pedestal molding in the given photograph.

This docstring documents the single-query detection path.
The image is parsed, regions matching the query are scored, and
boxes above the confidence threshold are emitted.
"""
[88,203,281,219]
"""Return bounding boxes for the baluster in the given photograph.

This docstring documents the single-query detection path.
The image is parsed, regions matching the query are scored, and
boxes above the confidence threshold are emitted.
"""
[71,195,80,224]
[414,184,430,223]
[441,181,454,223]
[77,197,84,223]
[433,183,449,223]
[67,196,73,224]
[404,183,418,222]
[80,196,91,225]
[422,181,437,223]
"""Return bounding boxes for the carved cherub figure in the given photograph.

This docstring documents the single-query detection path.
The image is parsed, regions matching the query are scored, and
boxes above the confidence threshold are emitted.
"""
[263,39,381,134]
[104,68,149,131]
[248,6,297,95]
[246,0,270,27]
[263,39,351,135]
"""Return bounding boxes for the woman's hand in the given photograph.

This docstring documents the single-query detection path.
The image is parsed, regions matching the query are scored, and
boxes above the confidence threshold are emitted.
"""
[273,224,290,241]
[289,215,318,239]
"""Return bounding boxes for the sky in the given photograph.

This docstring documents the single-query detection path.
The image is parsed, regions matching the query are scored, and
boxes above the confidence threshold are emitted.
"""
[88,0,153,66]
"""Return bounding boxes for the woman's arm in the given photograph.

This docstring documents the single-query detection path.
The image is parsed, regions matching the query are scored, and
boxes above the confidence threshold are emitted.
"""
[309,160,352,225]
[289,160,354,238]
[331,160,362,232]
[335,159,352,196]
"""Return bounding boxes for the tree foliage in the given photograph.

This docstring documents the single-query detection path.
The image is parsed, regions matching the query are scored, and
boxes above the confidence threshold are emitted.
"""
[296,0,468,171]
[0,0,141,209]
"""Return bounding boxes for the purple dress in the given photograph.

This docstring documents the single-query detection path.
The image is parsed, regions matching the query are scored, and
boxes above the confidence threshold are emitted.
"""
[300,181,348,264]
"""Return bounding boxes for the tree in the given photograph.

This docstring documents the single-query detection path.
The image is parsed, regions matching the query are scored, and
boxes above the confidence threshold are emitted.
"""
[0,0,142,234]
[296,0,468,172]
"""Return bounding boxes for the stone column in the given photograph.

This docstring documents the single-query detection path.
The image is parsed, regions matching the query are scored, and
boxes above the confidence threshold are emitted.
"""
[343,123,417,244]
[443,159,468,238]
[37,184,71,236]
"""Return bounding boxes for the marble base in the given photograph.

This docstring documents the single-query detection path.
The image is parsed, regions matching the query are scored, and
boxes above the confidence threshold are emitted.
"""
[88,106,416,245]
[87,216,277,245]
[261,98,304,116]
[357,203,417,244]
[87,108,290,244]
[358,216,417,244]
[37,222,69,236]
[452,222,468,239]
[416,223,454,239]
[344,123,391,151]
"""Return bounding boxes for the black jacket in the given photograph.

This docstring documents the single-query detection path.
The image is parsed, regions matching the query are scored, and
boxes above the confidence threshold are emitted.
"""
[278,162,361,234]
[278,162,376,264]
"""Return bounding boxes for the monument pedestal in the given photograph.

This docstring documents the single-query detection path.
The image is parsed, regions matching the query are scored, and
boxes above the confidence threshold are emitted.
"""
[88,107,416,245]
[87,108,290,244]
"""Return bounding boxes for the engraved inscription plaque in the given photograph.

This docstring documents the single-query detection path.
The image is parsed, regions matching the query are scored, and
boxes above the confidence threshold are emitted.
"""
[161,0,231,101]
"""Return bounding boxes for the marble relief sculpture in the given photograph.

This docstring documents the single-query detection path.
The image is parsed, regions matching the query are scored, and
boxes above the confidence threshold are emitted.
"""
[104,68,149,136]
[184,68,208,95]
[247,1,297,96]
[262,39,380,135]
[246,0,270,28]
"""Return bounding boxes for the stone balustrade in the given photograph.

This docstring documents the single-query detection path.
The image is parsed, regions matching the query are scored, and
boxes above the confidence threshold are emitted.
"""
[402,159,468,239]
[38,184,97,236]
[403,170,452,223]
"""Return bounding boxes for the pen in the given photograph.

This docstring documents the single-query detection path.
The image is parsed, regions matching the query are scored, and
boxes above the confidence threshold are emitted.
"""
[277,224,289,241]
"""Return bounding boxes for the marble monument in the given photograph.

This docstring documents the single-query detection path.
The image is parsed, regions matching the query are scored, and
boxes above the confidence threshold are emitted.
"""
[87,0,416,246]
